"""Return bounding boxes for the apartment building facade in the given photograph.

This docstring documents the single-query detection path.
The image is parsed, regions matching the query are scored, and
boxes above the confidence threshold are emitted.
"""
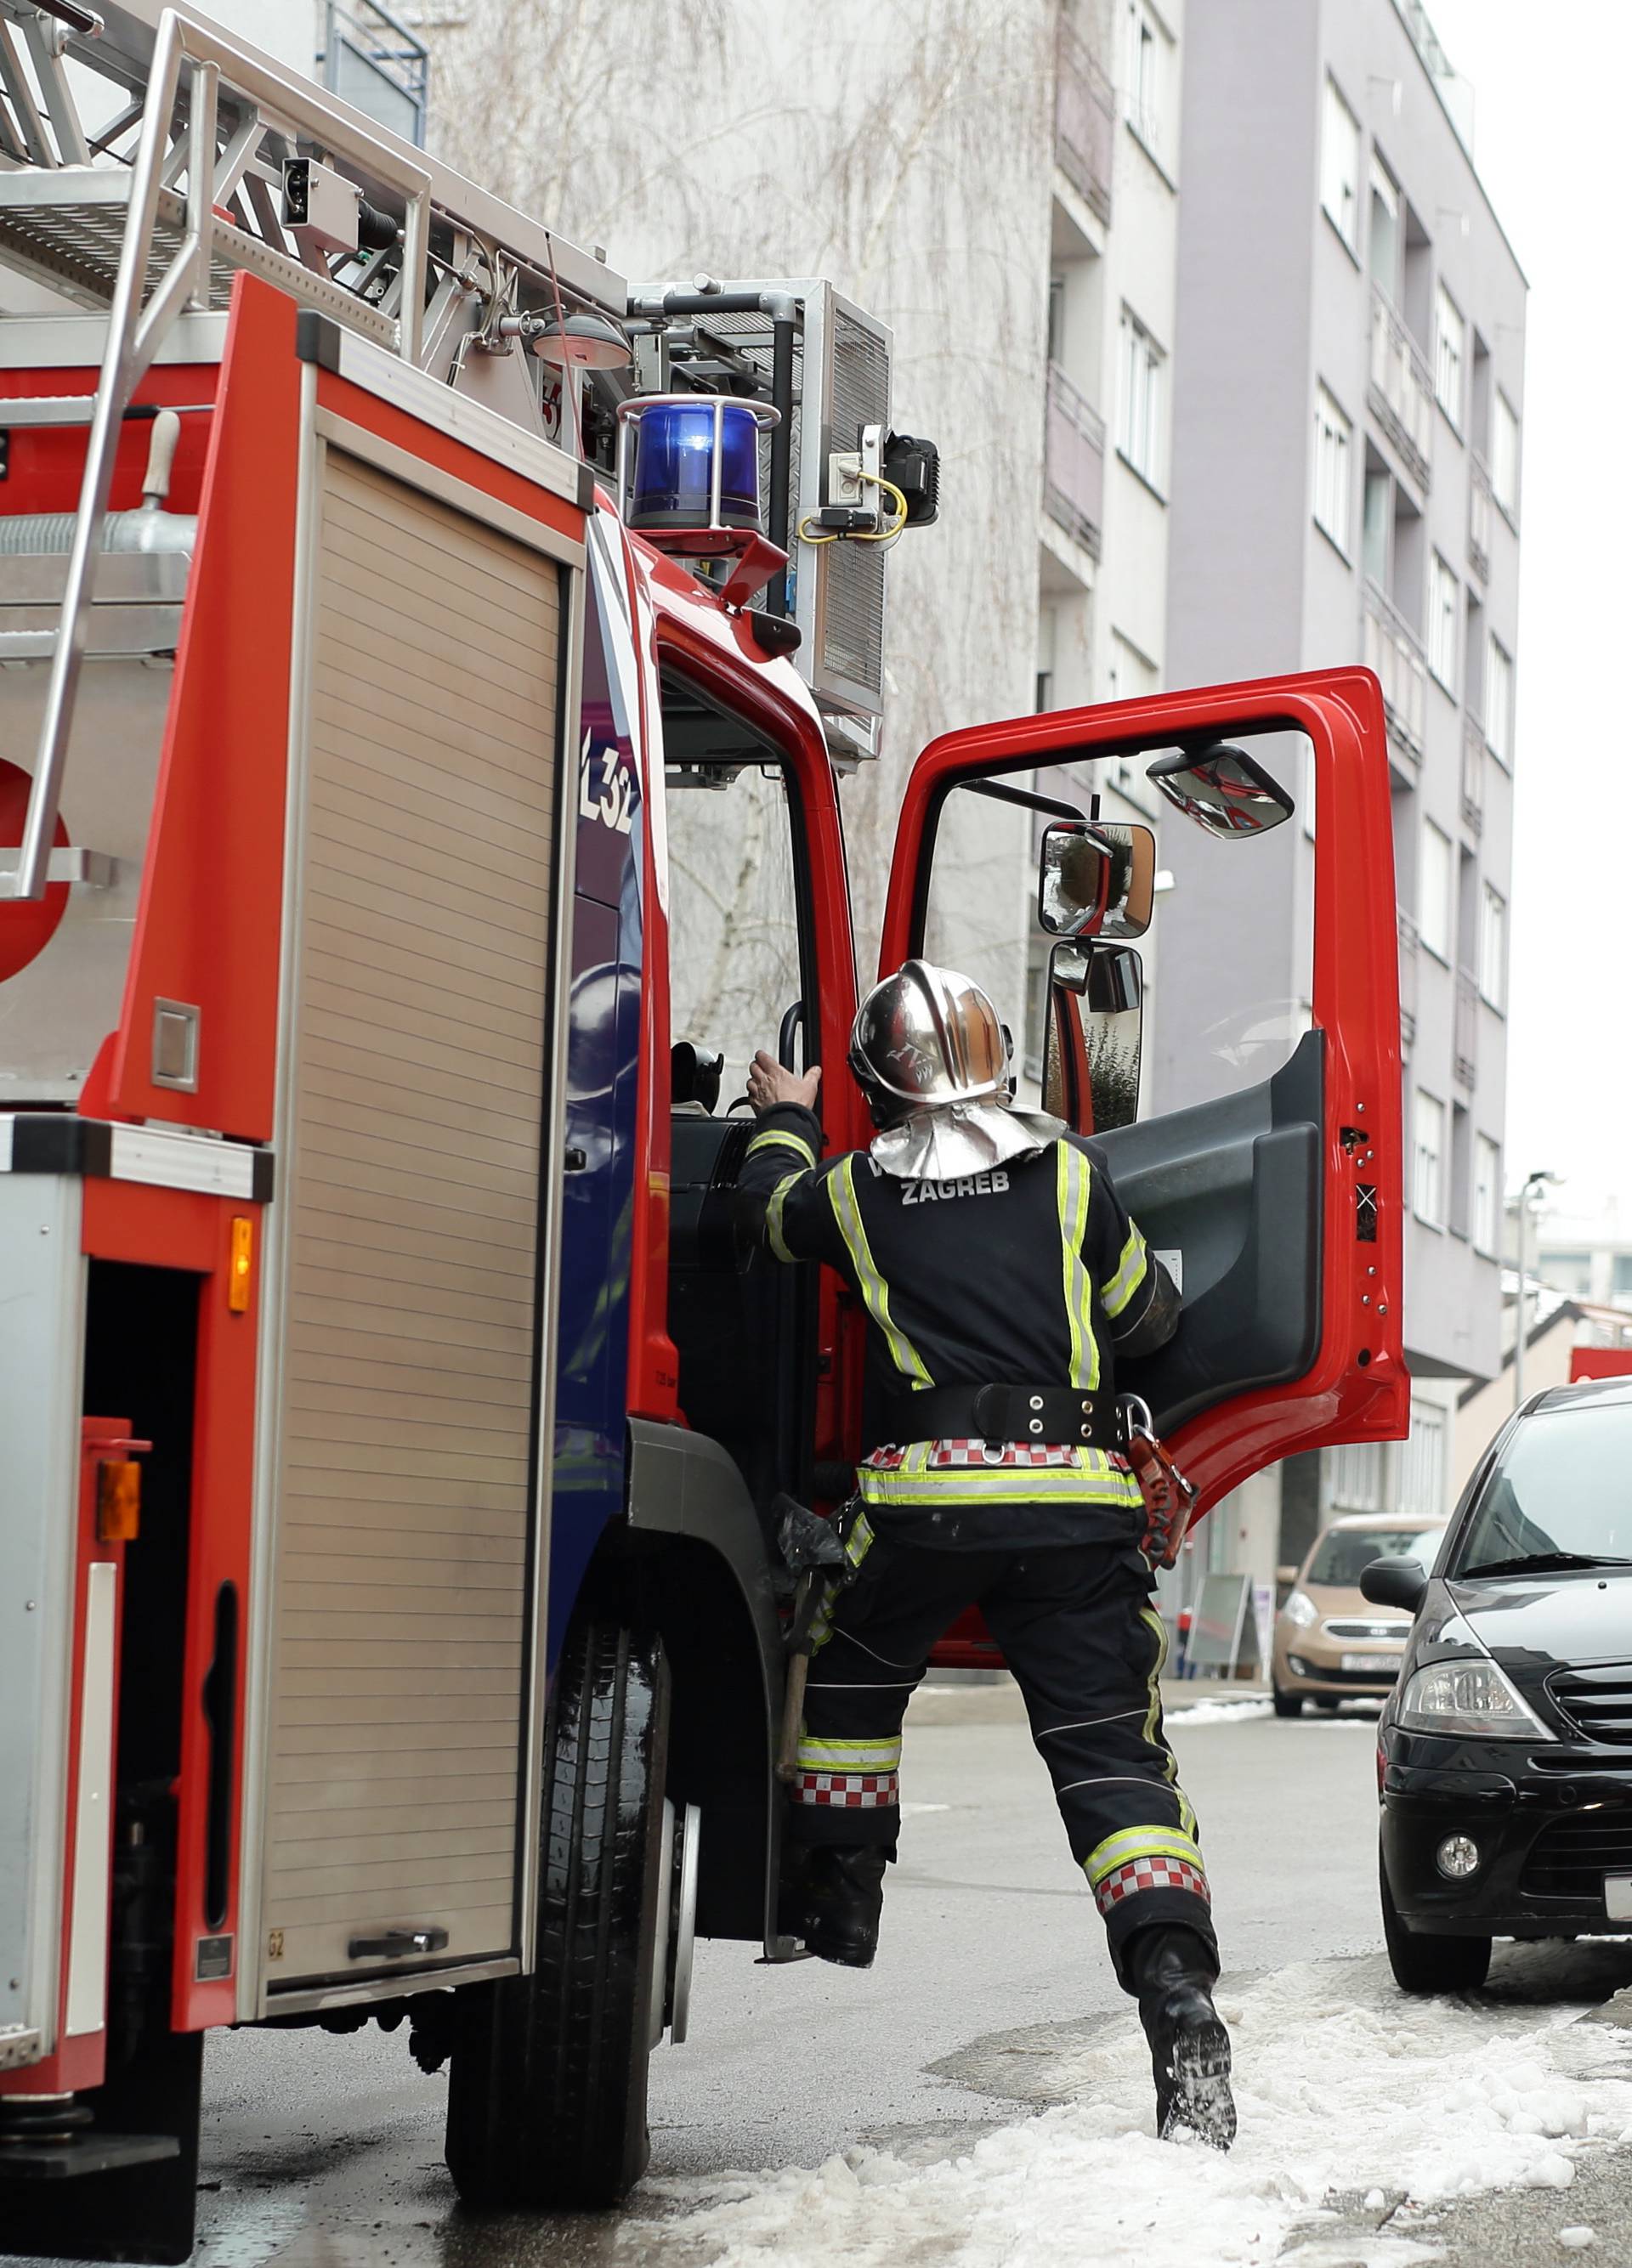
[1159,0,1524,1582]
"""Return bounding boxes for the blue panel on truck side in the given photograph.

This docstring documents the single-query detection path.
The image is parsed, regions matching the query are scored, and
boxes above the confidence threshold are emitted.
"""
[550,523,645,1671]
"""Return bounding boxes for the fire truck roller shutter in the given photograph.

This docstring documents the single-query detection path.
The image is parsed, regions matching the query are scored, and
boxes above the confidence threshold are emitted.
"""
[256,450,563,1992]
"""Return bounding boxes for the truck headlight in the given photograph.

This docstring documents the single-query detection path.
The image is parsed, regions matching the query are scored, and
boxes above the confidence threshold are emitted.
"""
[1397,1657,1553,1741]
[1282,1589,1318,1629]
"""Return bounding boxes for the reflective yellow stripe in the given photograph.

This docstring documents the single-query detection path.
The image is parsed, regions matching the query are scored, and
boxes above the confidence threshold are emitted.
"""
[809,1510,877,1654]
[1139,1605,1186,1804]
[766,1171,804,1263]
[857,1445,1142,1509]
[1102,1225,1149,1319]
[1084,1824,1206,1887]
[796,1736,903,1772]
[1056,1144,1098,1388]
[747,1126,818,1171]
[827,1155,932,1385]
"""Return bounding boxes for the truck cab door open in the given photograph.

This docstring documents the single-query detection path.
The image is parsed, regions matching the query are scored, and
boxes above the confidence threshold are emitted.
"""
[881,668,1408,1519]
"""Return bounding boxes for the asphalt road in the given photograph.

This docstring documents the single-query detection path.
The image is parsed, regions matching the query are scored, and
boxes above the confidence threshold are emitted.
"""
[20,1690,1632,2266]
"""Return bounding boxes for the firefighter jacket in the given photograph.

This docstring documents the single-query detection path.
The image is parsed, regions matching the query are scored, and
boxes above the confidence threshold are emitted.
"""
[740,1101,1180,1547]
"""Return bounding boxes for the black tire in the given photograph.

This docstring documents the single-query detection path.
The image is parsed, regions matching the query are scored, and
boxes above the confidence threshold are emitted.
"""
[445,1619,671,2209]
[1313,1694,1340,1713]
[1272,1684,1304,1718]
[1380,1845,1491,1994]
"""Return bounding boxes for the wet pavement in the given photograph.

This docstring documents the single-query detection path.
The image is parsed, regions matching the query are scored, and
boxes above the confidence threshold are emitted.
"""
[18,1688,1632,2264]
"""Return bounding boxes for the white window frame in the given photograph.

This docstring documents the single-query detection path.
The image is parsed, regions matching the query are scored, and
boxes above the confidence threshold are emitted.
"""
[1474,1133,1500,1255]
[1418,817,1453,963]
[1414,1089,1446,1229]
[1480,882,1507,1012]
[1320,75,1362,255]
[1493,388,1521,519]
[1368,151,1402,297]
[1399,1400,1447,1519]
[1485,633,1514,766]
[1434,281,1465,430]
[1312,382,1353,556]
[1330,1439,1384,1513]
[1117,305,1166,493]
[1124,0,1170,169]
[1428,551,1459,691]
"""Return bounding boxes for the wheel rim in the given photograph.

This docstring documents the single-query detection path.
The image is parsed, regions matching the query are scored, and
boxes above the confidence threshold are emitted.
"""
[648,1797,677,2050]
[669,1803,702,2045]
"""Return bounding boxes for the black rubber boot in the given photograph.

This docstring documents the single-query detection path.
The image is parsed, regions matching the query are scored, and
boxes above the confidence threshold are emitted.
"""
[782,1847,887,1968]
[1123,1924,1236,2150]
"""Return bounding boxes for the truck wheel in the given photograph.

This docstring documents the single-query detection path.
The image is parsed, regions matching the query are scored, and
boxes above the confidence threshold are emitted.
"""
[1380,1845,1490,1994]
[445,1619,671,2209]
[1272,1683,1304,1718]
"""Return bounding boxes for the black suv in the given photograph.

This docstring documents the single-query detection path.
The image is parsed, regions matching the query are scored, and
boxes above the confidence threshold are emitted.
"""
[1365,1377,1632,1992]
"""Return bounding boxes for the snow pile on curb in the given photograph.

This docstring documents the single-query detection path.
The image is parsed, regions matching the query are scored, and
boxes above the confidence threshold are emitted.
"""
[636,1959,1632,2268]
[1163,1698,1273,1725]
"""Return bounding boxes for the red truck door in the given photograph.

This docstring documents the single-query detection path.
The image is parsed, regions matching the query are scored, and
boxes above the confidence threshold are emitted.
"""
[879,668,1408,1513]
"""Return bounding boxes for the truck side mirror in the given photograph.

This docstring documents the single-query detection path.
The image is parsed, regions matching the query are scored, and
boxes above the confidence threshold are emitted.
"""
[1043,942,1142,1134]
[1146,742,1294,839]
[1359,1558,1427,1615]
[1038,820,1155,941]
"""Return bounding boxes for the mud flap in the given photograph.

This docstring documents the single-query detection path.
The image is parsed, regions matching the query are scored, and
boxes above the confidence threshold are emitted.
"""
[0,2030,202,2265]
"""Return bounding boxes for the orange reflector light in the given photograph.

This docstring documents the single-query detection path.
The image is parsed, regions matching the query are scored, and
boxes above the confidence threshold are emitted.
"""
[97,1460,142,1543]
[229,1214,253,1313]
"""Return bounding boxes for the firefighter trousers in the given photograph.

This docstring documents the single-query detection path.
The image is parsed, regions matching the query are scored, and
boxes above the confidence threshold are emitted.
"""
[789,1519,1216,1983]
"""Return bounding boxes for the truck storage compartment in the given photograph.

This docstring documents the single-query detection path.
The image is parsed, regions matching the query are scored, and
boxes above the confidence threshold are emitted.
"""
[255,447,564,1993]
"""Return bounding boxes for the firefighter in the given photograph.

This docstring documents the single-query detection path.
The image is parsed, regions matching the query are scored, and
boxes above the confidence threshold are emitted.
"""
[740,959,1234,2149]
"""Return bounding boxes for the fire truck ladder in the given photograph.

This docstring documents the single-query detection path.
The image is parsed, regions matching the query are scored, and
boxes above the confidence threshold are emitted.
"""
[0,0,620,903]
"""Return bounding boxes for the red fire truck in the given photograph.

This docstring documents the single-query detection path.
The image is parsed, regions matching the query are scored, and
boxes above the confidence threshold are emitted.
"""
[0,3,1407,2257]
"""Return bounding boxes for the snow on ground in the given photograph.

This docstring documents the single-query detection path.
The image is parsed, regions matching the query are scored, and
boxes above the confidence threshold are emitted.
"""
[1164,1698,1274,1725]
[630,1956,1632,2268]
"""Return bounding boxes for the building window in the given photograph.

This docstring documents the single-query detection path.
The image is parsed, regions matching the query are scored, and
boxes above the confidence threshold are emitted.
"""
[1486,634,1514,765]
[1108,626,1159,704]
[1330,1439,1384,1513]
[1047,274,1067,365]
[1320,76,1362,254]
[1493,389,1521,518]
[1124,1,1170,166]
[1434,282,1465,429]
[1419,817,1452,961]
[1414,1089,1446,1227]
[1312,383,1352,554]
[1480,882,1506,1010]
[1399,1400,1447,1519]
[1428,551,1459,690]
[1118,306,1166,490]
[1368,153,1402,297]
[1474,1133,1500,1254]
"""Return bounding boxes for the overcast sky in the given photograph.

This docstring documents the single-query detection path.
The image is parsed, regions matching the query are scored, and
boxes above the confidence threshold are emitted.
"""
[1425,1,1626,1228]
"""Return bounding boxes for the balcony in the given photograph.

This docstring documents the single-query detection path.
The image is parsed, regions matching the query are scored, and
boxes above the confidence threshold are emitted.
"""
[1368,286,1433,492]
[1461,715,1486,836]
[1055,18,1115,223]
[1398,908,1419,1052]
[1364,581,1427,769]
[1044,360,1106,559]
[1469,452,1493,583]
[1454,969,1478,1090]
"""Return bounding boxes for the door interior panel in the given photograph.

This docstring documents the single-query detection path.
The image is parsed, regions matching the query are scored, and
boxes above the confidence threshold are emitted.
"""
[1099,1030,1324,1435]
[668,1111,815,1514]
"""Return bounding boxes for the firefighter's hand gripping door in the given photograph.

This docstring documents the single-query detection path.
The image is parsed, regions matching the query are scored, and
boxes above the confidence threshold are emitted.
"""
[879,669,1408,1525]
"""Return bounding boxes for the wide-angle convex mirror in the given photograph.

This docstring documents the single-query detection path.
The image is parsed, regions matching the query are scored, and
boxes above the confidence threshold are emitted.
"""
[1147,741,1295,839]
[1044,942,1143,1133]
[1037,820,1156,941]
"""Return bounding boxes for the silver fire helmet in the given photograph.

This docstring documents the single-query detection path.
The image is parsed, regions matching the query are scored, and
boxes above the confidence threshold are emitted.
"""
[848,959,1010,1117]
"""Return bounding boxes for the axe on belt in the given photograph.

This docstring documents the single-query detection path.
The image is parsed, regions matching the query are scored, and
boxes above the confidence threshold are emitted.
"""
[774,1493,853,1784]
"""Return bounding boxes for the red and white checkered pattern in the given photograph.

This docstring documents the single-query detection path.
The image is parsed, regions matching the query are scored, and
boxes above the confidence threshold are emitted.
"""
[794,1771,900,1810]
[864,1440,1125,1471]
[1093,1855,1210,1915]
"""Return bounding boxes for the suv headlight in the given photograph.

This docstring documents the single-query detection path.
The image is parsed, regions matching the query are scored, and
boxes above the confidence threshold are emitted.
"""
[1281,1589,1318,1629]
[1397,1657,1554,1740]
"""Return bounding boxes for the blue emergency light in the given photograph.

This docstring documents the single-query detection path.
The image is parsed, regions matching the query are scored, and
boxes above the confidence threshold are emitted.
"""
[617,394,779,545]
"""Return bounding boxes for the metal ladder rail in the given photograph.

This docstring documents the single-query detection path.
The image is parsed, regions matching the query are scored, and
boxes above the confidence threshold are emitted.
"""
[0,3,437,903]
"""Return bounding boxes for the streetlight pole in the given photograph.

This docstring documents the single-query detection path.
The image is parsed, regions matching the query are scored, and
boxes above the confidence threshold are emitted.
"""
[1514,1168,1560,1411]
